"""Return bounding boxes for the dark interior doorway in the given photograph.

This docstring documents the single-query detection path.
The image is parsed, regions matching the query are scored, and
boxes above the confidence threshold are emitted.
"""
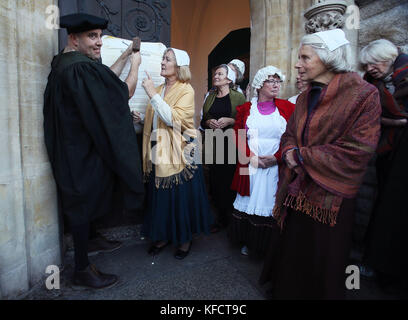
[208,28,251,92]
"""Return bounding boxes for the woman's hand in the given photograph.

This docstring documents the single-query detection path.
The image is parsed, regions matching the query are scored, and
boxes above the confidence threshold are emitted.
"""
[217,117,234,129]
[259,155,277,168]
[284,149,302,174]
[250,156,266,169]
[284,149,298,169]
[131,111,142,123]
[141,71,157,99]
[206,119,219,129]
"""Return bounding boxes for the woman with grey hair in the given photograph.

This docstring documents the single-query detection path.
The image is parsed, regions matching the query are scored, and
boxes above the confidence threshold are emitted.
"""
[259,29,382,299]
[359,39,408,294]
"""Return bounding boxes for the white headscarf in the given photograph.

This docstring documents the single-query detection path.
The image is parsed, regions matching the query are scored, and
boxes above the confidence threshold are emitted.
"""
[226,65,236,83]
[314,29,350,51]
[229,59,245,75]
[169,48,190,66]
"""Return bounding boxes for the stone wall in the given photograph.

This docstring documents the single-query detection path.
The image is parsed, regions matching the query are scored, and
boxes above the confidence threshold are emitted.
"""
[357,0,408,52]
[249,0,314,100]
[0,0,60,299]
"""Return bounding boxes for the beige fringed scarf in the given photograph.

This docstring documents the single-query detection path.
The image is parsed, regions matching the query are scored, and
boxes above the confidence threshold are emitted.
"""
[142,81,198,188]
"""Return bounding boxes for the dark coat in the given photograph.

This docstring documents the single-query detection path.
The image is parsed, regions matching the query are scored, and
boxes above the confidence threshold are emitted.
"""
[43,51,144,226]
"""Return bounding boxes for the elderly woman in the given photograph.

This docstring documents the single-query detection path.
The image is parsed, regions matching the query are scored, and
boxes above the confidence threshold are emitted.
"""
[138,48,213,259]
[359,39,408,292]
[229,66,295,257]
[259,29,381,299]
[201,64,246,232]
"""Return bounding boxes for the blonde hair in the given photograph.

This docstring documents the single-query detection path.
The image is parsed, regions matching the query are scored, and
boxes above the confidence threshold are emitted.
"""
[163,48,191,83]
[177,66,191,83]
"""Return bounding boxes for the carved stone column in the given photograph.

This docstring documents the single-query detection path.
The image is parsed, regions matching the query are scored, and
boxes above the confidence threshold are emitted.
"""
[304,0,348,33]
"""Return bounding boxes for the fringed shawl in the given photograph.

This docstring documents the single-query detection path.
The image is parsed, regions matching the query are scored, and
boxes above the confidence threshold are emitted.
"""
[142,81,198,188]
[364,53,408,155]
[273,72,381,228]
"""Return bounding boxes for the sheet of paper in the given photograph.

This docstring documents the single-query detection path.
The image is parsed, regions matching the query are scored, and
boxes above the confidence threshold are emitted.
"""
[101,35,166,132]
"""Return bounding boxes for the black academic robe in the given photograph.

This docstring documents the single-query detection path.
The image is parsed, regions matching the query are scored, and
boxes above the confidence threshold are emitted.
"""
[43,51,144,227]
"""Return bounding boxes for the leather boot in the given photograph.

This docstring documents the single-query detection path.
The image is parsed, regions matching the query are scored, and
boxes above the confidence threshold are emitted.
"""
[88,233,123,256]
[73,264,118,289]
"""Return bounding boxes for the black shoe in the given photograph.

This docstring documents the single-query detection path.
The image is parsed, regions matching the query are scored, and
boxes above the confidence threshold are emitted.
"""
[88,234,123,256]
[174,242,192,260]
[147,241,170,256]
[73,264,118,289]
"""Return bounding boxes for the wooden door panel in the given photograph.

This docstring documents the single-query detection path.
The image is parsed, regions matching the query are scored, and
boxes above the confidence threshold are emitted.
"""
[58,0,171,50]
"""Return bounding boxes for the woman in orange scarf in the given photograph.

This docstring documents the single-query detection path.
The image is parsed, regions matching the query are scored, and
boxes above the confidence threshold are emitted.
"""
[259,29,382,299]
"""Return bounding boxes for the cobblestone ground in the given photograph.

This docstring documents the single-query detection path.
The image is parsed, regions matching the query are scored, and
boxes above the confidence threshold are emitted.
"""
[18,226,405,301]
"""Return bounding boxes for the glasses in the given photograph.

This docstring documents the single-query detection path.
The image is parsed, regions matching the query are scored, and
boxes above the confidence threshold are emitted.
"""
[264,79,283,85]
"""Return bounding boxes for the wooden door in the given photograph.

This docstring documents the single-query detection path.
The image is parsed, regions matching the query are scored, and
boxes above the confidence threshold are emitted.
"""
[58,0,171,50]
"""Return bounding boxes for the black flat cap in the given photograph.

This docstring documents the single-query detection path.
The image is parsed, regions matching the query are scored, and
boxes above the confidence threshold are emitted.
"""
[60,13,108,34]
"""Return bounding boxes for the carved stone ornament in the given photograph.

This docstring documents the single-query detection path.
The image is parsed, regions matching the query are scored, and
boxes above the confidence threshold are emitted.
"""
[304,0,347,34]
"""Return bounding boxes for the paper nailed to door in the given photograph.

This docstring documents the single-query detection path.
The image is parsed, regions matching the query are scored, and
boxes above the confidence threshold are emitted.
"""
[101,35,166,133]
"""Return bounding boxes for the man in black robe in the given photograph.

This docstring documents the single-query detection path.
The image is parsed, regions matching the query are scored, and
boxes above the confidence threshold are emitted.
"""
[43,13,144,289]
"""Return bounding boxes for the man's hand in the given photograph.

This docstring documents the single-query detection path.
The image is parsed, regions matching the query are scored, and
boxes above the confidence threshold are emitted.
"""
[130,51,141,67]
[110,42,137,76]
[142,71,157,99]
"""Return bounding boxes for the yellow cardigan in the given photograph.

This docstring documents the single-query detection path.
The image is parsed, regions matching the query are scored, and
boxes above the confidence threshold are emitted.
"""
[142,81,198,188]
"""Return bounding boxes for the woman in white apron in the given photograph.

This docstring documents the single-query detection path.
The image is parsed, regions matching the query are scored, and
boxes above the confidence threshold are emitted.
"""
[229,66,295,257]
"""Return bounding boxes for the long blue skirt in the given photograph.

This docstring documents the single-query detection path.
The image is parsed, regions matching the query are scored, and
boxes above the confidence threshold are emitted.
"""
[141,165,214,245]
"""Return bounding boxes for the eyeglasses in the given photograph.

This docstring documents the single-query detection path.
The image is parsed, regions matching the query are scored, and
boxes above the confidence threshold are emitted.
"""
[264,79,283,85]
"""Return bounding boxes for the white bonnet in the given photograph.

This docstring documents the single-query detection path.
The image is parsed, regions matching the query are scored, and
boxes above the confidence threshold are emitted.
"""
[226,65,236,83]
[252,65,285,90]
[313,29,350,51]
[229,59,245,75]
[169,47,190,66]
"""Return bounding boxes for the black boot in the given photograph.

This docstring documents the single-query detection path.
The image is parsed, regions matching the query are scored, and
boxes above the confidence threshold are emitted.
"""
[73,264,118,289]
[88,233,123,256]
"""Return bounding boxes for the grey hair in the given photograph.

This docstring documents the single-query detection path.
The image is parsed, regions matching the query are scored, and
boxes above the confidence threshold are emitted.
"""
[359,39,398,70]
[300,33,354,73]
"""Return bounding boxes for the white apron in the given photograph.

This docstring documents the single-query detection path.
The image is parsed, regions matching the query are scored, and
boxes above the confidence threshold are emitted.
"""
[233,102,287,217]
